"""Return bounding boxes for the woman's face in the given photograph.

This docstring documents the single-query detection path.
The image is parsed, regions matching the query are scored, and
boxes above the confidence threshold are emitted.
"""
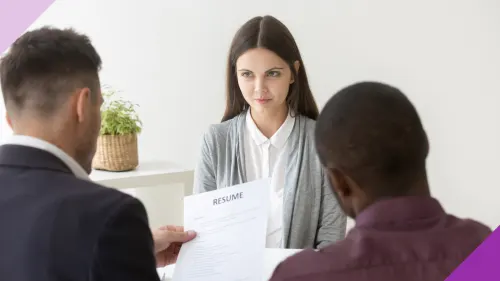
[235,48,295,114]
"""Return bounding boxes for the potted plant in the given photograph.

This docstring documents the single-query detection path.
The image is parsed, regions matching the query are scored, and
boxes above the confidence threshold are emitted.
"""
[92,87,142,172]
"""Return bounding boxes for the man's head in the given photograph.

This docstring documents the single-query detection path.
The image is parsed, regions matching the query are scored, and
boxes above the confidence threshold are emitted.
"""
[0,27,103,173]
[315,81,430,218]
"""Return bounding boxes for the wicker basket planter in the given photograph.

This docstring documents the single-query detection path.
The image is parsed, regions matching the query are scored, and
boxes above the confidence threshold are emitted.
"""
[96,87,142,172]
[92,134,139,172]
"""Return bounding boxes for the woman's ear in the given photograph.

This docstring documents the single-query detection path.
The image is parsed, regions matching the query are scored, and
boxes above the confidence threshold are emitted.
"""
[293,60,300,73]
[290,60,300,84]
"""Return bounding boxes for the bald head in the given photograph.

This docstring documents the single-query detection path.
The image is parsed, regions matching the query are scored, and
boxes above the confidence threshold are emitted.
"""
[315,81,429,196]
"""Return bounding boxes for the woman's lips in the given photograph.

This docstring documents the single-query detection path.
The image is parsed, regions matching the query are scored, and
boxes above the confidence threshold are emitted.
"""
[255,98,271,104]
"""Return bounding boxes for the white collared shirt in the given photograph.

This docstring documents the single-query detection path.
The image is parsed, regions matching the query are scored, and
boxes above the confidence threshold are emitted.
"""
[244,109,295,248]
[2,134,90,180]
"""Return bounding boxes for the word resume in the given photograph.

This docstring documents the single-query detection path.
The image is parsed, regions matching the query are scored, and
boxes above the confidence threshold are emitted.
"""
[172,178,271,281]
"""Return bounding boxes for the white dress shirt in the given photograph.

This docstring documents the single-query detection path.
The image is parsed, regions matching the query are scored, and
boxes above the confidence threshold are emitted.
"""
[244,110,295,248]
[2,134,90,180]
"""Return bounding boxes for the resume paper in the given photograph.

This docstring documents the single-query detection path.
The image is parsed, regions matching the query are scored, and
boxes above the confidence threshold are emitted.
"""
[172,179,271,281]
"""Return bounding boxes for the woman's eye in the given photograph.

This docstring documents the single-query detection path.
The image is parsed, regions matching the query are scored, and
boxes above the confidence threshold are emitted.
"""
[241,72,252,77]
[267,71,280,77]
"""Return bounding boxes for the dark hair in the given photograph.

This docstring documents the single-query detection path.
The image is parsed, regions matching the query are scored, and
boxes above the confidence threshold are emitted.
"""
[315,81,429,196]
[221,15,319,122]
[0,26,102,117]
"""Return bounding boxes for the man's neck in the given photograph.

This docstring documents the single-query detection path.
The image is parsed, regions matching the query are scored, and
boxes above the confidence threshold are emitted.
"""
[12,126,77,162]
[355,176,431,218]
[250,106,289,139]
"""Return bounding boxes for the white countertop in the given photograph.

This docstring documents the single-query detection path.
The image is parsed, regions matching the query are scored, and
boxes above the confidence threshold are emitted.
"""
[89,160,191,182]
[157,248,302,281]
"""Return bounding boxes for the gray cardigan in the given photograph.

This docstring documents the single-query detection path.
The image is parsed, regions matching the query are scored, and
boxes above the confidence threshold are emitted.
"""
[193,111,347,249]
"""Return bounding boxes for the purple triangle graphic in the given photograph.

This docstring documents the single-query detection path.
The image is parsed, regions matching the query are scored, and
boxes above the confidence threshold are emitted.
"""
[446,226,500,280]
[0,0,56,53]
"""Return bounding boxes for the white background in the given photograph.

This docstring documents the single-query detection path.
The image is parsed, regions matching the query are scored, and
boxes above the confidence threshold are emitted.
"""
[1,0,499,228]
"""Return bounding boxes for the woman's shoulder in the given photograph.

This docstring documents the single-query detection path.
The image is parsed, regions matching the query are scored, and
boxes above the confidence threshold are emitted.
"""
[201,115,242,146]
[294,114,321,153]
[295,114,317,134]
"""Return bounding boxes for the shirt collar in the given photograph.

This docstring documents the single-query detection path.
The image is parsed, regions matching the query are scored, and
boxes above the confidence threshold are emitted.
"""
[2,135,90,181]
[355,196,446,229]
[245,109,295,149]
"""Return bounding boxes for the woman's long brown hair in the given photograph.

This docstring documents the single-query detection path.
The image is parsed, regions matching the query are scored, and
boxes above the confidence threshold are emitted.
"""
[221,15,319,122]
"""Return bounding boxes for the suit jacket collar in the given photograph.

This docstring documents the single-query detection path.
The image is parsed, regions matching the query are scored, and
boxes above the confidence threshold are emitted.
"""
[0,144,74,175]
[0,135,90,180]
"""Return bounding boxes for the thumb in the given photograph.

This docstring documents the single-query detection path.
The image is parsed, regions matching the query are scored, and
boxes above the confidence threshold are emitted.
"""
[167,230,197,243]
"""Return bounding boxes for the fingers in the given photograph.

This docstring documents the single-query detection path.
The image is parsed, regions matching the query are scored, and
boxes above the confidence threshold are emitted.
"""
[157,225,191,241]
[164,225,184,233]
[154,225,196,266]
[153,225,196,253]
[166,229,197,243]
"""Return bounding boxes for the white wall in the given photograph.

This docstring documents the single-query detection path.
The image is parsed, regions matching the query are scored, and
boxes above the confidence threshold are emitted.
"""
[11,0,500,229]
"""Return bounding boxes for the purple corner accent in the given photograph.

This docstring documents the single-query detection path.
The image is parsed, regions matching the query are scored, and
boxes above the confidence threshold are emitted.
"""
[0,0,56,53]
[446,226,500,280]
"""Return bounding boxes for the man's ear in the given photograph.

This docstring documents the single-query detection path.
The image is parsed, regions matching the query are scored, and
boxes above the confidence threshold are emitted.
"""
[332,168,353,198]
[75,87,92,123]
[6,113,12,129]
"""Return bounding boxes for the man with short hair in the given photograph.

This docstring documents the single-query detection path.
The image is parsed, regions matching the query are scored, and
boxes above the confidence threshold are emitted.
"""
[269,81,491,281]
[0,27,195,281]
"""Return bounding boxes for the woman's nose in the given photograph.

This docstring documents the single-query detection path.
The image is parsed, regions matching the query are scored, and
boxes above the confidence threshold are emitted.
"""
[254,78,268,94]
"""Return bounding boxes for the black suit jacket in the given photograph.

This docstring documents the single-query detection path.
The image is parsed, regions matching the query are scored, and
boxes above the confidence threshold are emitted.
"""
[0,144,160,281]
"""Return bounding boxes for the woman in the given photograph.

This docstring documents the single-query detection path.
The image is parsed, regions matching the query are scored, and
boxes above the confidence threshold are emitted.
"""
[193,15,346,249]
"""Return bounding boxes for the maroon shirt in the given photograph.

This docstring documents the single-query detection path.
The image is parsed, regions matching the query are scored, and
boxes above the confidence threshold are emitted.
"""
[269,196,491,281]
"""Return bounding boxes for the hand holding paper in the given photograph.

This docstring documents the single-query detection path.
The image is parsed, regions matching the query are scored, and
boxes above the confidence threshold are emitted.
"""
[173,178,271,281]
[152,225,197,267]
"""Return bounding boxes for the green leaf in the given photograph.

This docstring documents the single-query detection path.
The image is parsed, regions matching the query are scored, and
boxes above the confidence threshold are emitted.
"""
[99,87,143,136]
